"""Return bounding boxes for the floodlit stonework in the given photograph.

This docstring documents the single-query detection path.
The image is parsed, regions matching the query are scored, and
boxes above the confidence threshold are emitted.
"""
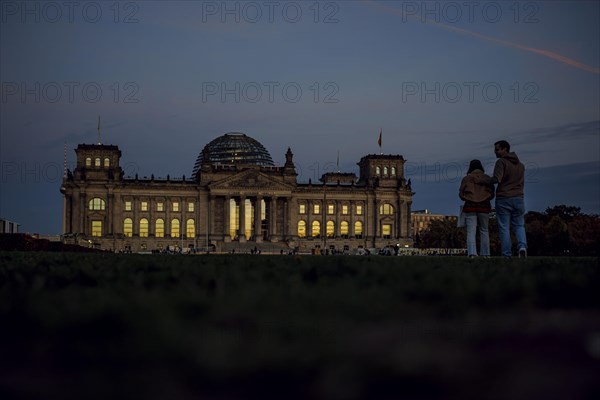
[61,132,414,252]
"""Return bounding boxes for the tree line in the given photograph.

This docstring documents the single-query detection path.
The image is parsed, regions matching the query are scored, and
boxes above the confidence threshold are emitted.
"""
[416,205,600,256]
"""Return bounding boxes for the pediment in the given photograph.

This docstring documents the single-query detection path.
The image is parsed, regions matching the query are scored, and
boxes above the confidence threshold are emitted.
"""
[209,170,293,193]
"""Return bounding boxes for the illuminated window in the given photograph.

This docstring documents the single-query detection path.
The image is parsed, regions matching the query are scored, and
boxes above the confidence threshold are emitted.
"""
[95,158,101,167]
[155,219,164,238]
[313,204,320,214]
[327,204,335,215]
[340,221,349,236]
[141,201,148,211]
[382,224,392,239]
[356,204,363,215]
[123,218,133,237]
[391,167,396,176]
[186,219,195,238]
[91,220,102,237]
[85,157,91,167]
[354,221,363,238]
[89,198,105,210]
[299,204,306,214]
[157,202,164,212]
[172,202,179,212]
[188,202,194,212]
[298,220,306,238]
[380,203,394,215]
[140,218,149,237]
[326,221,335,238]
[342,205,349,215]
[311,221,320,237]
[376,166,381,175]
[104,158,110,167]
[124,201,132,211]
[171,219,180,238]
[383,166,388,176]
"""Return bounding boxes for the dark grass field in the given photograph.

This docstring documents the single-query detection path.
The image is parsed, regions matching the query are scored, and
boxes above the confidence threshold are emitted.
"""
[1,252,599,400]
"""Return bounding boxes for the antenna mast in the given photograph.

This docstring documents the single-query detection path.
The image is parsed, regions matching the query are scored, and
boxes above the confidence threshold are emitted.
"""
[97,115,101,144]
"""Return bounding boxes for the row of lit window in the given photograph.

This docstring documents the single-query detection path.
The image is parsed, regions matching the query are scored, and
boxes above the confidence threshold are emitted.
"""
[299,203,394,215]
[89,218,393,239]
[92,218,196,238]
[89,198,392,215]
[299,203,363,215]
[89,198,195,212]
[298,220,363,238]
[297,220,391,238]
[375,166,396,176]
[85,157,110,168]
[124,201,194,213]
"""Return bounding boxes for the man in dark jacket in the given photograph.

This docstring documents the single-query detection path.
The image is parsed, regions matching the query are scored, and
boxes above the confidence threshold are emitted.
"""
[492,140,527,259]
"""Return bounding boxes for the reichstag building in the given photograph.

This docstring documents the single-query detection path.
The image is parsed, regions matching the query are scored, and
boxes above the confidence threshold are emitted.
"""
[61,132,415,252]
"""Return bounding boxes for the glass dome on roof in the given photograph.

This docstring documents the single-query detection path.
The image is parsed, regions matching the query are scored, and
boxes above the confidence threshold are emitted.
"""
[192,132,274,176]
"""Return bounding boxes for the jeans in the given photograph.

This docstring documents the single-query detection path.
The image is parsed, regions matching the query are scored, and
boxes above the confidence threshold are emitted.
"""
[496,197,527,257]
[465,212,490,256]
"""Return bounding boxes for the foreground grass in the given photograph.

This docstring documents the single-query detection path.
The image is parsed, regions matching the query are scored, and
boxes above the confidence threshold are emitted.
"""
[1,252,599,400]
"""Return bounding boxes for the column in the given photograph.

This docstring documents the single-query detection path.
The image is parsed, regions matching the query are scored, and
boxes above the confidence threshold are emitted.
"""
[79,190,85,234]
[335,200,341,239]
[397,199,403,239]
[135,196,142,237]
[62,195,69,234]
[148,197,154,239]
[72,192,77,234]
[406,201,413,240]
[255,196,262,243]
[307,199,313,237]
[363,196,368,245]
[349,200,354,238]
[283,197,290,240]
[269,197,278,242]
[107,190,114,235]
[208,195,214,242]
[224,196,231,242]
[372,196,378,247]
[165,198,170,238]
[113,192,122,236]
[196,193,201,247]
[239,195,246,242]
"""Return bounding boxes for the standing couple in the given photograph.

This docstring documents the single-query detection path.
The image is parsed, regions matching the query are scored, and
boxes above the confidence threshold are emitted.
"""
[459,140,527,259]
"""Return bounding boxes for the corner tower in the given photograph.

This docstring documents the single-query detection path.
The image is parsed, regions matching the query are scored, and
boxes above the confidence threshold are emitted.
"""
[357,154,406,188]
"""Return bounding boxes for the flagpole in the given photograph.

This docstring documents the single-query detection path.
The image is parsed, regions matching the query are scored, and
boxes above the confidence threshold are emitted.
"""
[63,142,67,179]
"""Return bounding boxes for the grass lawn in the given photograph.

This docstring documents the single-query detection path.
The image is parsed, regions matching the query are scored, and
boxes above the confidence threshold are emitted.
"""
[1,252,599,400]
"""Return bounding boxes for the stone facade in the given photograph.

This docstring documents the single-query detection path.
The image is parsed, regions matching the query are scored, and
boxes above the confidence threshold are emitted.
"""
[61,135,414,252]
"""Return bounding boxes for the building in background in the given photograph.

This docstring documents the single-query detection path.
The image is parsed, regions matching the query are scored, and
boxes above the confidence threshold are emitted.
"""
[61,132,415,252]
[0,219,20,234]
[411,209,458,238]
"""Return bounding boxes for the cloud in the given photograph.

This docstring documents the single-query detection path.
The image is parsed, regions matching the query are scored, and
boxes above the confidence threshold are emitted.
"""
[365,0,600,75]
[510,120,599,145]
[472,120,599,149]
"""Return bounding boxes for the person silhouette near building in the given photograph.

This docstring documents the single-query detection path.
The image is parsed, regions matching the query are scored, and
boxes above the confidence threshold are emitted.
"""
[492,140,527,259]
[459,159,494,258]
